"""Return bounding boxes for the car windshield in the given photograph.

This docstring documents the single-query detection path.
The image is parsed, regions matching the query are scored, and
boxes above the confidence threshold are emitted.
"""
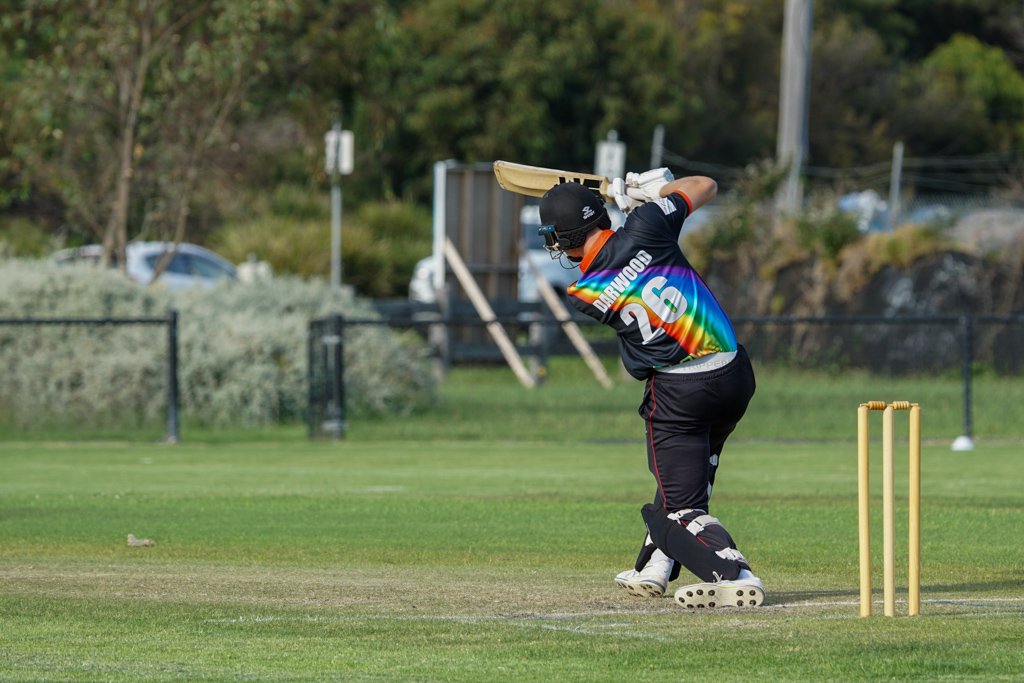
[190,254,235,279]
[145,252,234,279]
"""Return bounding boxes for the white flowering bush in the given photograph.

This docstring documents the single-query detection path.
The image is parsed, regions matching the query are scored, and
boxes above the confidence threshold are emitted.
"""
[0,259,436,430]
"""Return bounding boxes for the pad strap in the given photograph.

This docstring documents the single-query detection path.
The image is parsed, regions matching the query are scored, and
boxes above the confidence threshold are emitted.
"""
[666,509,724,537]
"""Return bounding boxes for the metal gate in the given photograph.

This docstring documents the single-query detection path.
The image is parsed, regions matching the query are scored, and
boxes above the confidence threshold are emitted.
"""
[307,314,346,439]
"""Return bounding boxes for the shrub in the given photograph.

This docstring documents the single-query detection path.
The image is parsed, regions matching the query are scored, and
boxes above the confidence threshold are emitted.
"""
[339,200,432,298]
[169,275,436,422]
[795,204,861,260]
[0,260,436,431]
[211,185,431,298]
[0,217,64,258]
[213,214,333,278]
[682,160,785,271]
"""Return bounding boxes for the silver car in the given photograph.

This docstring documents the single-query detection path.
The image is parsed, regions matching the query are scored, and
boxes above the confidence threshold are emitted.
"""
[53,242,238,289]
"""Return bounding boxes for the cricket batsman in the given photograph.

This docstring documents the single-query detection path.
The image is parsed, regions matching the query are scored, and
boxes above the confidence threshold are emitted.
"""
[538,170,764,608]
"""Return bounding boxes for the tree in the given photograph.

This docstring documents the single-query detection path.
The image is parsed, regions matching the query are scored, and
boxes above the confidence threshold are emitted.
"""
[249,0,407,199]
[4,0,1024,261]
[1,0,288,276]
[664,0,786,167]
[807,15,895,171]
[351,0,695,200]
[895,34,1024,156]
[836,0,1022,65]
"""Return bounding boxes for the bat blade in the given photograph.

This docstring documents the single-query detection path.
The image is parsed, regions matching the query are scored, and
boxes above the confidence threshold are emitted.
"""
[493,160,611,201]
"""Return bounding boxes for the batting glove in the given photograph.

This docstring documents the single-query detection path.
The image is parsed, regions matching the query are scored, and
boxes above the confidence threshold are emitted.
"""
[625,167,674,201]
[611,177,644,214]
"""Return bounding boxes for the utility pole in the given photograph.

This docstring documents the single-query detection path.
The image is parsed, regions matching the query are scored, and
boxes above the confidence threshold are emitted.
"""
[594,129,626,180]
[887,141,904,229]
[650,124,665,169]
[324,121,354,290]
[776,0,813,216]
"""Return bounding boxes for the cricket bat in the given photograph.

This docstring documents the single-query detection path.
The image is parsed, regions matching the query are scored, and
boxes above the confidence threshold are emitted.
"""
[493,160,612,202]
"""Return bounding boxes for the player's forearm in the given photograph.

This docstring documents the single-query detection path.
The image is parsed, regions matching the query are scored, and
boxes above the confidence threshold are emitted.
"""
[661,176,717,210]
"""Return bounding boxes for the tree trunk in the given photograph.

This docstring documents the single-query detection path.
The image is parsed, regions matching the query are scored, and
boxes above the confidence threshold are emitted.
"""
[103,8,153,272]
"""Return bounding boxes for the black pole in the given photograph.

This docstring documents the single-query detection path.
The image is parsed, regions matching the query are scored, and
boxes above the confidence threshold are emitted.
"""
[961,314,974,440]
[330,313,346,438]
[307,319,316,439]
[166,309,180,444]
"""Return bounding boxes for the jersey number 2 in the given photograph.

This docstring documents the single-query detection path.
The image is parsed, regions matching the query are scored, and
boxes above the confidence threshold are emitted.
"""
[619,276,687,346]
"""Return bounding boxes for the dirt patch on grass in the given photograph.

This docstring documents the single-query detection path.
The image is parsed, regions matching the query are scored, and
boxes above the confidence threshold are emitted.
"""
[0,561,678,616]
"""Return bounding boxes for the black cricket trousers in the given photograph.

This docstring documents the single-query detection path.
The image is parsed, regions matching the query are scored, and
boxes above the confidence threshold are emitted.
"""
[639,345,756,514]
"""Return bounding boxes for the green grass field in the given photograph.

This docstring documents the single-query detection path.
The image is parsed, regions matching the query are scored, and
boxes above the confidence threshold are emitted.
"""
[2,362,1024,681]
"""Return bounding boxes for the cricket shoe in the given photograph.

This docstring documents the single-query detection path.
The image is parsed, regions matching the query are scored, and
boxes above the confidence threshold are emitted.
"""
[673,576,765,609]
[614,549,674,598]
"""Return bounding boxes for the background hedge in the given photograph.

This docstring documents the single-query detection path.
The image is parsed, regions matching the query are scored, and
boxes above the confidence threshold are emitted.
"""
[0,260,436,430]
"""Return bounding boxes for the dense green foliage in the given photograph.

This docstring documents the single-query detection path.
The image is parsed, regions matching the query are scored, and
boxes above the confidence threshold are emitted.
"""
[209,185,431,294]
[2,2,1023,296]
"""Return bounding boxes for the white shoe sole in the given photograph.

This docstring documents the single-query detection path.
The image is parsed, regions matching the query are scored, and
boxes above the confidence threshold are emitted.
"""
[674,581,765,609]
[614,576,667,598]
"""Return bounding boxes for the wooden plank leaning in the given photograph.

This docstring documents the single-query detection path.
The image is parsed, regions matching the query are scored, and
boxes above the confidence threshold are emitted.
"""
[525,256,613,389]
[443,237,536,388]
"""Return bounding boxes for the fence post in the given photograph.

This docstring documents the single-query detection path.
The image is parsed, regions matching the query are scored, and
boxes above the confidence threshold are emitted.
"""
[165,309,180,444]
[307,319,317,439]
[328,313,346,439]
[434,287,453,378]
[952,314,975,451]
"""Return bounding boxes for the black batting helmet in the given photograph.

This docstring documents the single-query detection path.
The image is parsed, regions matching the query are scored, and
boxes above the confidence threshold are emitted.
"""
[538,182,610,255]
